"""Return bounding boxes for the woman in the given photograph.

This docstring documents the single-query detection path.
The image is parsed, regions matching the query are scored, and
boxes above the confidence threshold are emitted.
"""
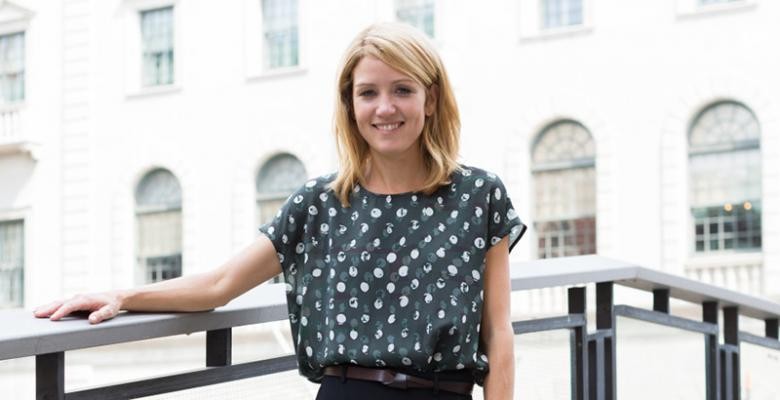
[35,22,526,400]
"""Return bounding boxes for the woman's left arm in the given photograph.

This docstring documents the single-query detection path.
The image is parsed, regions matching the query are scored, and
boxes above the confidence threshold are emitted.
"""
[480,236,515,400]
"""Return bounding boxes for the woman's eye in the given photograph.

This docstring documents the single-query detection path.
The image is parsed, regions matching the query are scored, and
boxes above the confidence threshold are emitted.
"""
[396,87,412,95]
[358,90,376,97]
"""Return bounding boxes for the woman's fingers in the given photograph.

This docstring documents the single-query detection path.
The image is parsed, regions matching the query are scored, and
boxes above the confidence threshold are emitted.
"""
[48,295,104,321]
[88,304,118,324]
[34,293,120,324]
[33,300,64,318]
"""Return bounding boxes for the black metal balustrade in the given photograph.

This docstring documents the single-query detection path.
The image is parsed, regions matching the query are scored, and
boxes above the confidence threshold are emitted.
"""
[1,255,779,400]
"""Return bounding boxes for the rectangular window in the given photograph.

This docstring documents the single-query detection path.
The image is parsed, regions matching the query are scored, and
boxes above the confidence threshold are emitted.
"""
[396,0,435,38]
[262,0,299,69]
[0,220,24,308]
[141,7,174,86]
[692,202,761,253]
[0,32,25,104]
[542,0,583,29]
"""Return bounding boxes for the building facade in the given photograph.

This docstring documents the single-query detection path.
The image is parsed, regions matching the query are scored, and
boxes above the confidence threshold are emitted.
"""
[2,1,780,398]
[0,0,778,311]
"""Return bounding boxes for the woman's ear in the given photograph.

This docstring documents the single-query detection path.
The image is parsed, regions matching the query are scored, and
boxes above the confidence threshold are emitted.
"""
[425,84,439,116]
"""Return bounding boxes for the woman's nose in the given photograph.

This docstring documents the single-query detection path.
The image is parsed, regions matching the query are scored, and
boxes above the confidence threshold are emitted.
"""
[376,95,396,116]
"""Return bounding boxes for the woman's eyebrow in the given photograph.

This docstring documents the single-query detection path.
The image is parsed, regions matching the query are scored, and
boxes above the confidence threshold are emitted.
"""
[354,79,416,88]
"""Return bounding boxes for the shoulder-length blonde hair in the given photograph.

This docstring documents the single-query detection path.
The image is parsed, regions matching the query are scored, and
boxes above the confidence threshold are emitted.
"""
[330,22,461,207]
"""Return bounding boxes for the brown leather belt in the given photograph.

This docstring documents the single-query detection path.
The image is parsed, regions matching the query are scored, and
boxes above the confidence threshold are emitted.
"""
[323,365,474,395]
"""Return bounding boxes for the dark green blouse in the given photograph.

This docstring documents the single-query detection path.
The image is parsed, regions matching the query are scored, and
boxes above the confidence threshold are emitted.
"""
[259,166,526,386]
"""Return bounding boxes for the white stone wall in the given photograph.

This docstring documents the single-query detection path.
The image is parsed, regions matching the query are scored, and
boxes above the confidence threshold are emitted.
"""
[1,0,778,308]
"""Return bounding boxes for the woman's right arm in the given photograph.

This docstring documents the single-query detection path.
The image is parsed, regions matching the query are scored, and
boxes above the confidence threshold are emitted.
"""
[34,235,282,324]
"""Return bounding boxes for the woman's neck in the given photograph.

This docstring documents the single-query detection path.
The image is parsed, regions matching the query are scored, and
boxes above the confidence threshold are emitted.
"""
[363,151,427,195]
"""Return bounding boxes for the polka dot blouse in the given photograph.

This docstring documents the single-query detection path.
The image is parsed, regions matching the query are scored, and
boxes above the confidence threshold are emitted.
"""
[259,165,526,385]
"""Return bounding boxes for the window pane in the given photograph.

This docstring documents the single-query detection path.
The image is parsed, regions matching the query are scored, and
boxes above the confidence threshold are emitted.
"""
[256,154,307,196]
[532,120,595,165]
[396,0,435,37]
[136,169,182,210]
[535,217,595,259]
[137,211,182,283]
[262,0,299,69]
[533,168,596,221]
[543,0,583,29]
[141,7,174,86]
[691,204,761,253]
[0,220,24,308]
[0,32,25,103]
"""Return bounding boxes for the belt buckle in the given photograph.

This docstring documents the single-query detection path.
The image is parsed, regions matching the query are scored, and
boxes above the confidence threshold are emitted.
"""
[383,371,409,389]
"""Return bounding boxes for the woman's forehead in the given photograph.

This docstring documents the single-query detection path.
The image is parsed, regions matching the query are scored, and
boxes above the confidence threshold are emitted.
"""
[352,56,419,87]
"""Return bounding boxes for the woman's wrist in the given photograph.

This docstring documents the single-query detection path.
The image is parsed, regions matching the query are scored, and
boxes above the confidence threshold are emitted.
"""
[115,288,134,311]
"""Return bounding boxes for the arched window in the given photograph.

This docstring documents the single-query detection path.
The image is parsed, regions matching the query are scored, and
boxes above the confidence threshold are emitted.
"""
[256,153,307,226]
[135,168,182,283]
[689,101,761,253]
[532,120,596,258]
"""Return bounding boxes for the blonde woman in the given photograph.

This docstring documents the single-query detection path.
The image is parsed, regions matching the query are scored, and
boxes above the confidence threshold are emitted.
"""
[35,23,526,400]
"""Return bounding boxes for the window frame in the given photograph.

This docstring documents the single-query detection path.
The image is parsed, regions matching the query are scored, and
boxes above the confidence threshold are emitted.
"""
[134,168,184,284]
[0,2,31,108]
[244,0,307,81]
[122,0,181,97]
[0,31,25,105]
[140,6,175,88]
[687,101,762,256]
[531,120,597,259]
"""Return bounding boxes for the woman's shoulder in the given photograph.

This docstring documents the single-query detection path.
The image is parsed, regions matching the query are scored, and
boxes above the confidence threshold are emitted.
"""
[302,172,338,190]
[281,173,338,206]
[453,164,505,187]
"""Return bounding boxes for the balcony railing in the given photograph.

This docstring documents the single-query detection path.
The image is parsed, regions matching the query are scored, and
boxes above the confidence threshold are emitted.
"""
[0,106,36,158]
[1,255,779,399]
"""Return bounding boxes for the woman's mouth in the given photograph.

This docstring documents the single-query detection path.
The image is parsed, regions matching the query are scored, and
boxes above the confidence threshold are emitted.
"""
[373,122,404,132]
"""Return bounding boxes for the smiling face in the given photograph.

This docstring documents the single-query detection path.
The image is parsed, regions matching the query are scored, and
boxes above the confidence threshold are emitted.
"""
[352,56,437,160]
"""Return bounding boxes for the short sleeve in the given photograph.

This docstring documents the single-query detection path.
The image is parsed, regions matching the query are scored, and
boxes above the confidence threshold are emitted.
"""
[486,177,527,253]
[258,185,310,273]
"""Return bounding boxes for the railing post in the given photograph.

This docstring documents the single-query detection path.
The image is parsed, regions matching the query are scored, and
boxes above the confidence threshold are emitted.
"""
[569,286,588,400]
[653,289,670,313]
[206,328,232,367]
[36,352,64,400]
[588,339,597,400]
[596,282,615,400]
[722,307,740,400]
[766,318,778,340]
[703,301,719,400]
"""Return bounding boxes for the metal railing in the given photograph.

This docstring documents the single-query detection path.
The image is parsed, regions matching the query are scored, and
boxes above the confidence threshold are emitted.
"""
[1,255,779,399]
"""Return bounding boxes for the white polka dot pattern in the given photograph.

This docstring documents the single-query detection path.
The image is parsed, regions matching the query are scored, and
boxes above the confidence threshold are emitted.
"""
[259,166,526,386]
